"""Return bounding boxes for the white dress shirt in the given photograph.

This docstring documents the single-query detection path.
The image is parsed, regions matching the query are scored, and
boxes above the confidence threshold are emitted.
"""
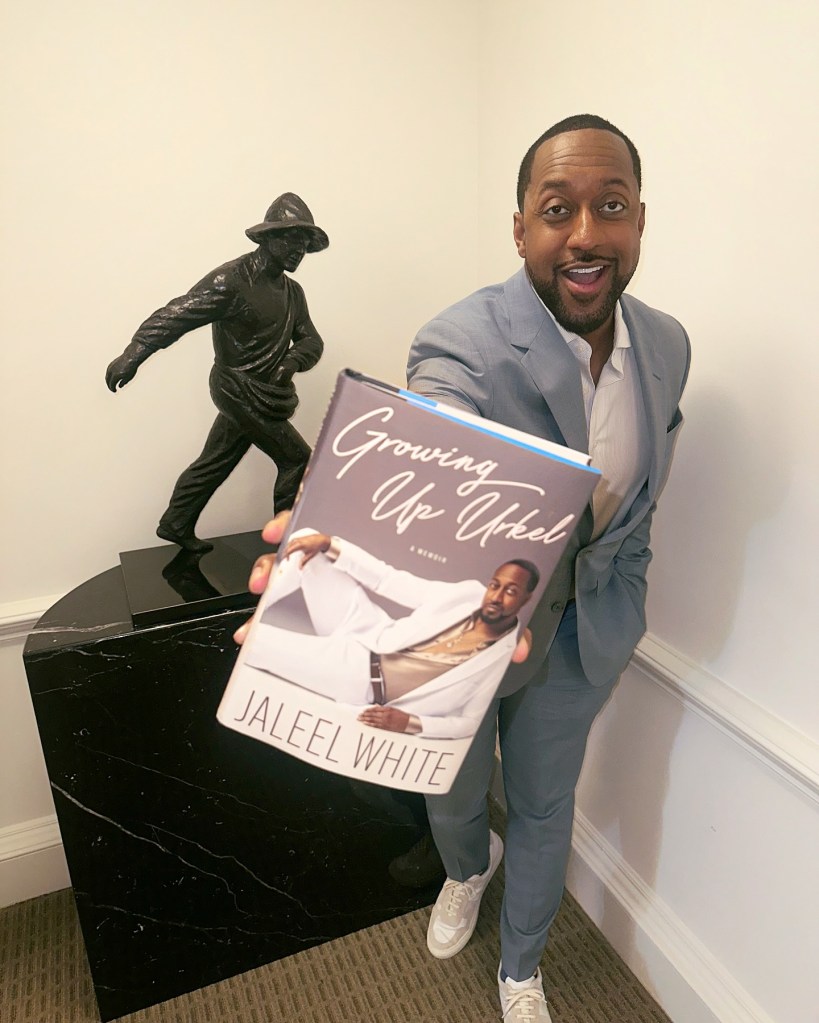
[533,289,650,539]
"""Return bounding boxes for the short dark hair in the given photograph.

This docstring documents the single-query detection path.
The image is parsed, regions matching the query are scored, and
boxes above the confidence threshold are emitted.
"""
[503,559,541,593]
[516,113,642,211]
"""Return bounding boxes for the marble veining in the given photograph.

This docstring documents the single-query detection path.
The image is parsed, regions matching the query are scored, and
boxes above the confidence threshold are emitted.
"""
[24,550,434,1022]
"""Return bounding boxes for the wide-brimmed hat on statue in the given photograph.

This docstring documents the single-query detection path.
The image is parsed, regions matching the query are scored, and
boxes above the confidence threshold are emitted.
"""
[245,193,329,251]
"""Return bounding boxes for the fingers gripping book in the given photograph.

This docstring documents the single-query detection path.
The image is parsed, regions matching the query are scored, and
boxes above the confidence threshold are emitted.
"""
[217,370,599,794]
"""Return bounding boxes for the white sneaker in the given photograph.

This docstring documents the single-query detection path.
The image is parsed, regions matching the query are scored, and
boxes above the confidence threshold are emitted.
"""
[498,966,552,1022]
[426,830,503,958]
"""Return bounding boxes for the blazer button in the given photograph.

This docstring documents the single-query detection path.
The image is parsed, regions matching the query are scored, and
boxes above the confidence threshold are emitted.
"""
[550,601,564,613]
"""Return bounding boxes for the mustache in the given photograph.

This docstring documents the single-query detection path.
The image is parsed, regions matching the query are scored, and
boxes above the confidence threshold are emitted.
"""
[556,254,616,270]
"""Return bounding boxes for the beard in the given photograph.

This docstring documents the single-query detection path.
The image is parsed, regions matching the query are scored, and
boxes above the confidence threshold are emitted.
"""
[479,606,515,631]
[527,258,637,337]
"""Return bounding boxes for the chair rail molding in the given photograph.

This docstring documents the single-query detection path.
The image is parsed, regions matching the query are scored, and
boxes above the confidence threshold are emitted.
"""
[0,595,63,645]
[633,633,819,803]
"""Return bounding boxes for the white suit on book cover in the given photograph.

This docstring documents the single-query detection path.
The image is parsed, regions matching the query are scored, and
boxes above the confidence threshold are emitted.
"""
[242,530,519,740]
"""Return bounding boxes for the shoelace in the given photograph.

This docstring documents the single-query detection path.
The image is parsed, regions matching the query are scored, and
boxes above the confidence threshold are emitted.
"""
[441,878,475,917]
[502,987,546,1022]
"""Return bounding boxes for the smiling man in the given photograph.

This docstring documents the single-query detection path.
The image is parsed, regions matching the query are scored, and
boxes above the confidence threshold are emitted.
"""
[406,114,690,1021]
[243,527,538,741]
[105,193,328,552]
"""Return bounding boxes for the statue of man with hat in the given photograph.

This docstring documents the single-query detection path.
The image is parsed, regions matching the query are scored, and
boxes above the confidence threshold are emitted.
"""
[105,193,329,553]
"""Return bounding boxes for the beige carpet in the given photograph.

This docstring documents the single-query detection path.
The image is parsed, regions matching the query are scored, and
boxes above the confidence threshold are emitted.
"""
[1,865,672,1023]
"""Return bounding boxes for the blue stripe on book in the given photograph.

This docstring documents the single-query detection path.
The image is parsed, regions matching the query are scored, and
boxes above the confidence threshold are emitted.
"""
[398,390,600,474]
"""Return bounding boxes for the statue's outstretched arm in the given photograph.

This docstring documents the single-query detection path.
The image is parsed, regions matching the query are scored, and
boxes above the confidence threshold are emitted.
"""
[104,272,232,392]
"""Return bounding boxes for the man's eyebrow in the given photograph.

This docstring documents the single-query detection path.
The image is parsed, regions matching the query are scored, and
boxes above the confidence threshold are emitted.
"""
[534,179,570,194]
[535,176,632,194]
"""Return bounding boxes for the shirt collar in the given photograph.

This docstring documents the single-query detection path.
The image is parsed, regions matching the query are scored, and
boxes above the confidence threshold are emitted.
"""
[526,274,631,365]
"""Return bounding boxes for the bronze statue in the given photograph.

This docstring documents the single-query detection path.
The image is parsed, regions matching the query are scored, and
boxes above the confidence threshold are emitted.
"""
[106,193,329,553]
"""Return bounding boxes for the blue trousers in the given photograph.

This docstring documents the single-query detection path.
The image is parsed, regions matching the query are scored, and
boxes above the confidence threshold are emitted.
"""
[425,602,616,981]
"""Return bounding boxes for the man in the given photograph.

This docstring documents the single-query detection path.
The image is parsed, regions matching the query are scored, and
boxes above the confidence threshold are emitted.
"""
[243,528,538,740]
[242,114,688,1020]
[404,114,690,1021]
[105,193,329,553]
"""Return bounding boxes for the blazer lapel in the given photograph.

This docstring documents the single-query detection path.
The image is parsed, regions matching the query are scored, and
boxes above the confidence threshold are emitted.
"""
[504,270,589,453]
[621,296,667,499]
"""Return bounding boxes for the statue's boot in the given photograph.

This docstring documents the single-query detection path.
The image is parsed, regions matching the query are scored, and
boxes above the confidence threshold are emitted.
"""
[157,519,214,554]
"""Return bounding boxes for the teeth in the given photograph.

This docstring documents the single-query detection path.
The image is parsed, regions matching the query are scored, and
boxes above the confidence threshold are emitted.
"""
[569,266,602,275]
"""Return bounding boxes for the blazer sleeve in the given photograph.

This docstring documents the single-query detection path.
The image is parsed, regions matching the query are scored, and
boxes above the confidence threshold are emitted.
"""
[412,673,497,739]
[407,316,493,418]
[413,707,484,740]
[392,634,516,739]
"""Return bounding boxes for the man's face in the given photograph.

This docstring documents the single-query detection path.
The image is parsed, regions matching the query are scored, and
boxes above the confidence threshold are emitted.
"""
[479,564,533,632]
[262,228,311,273]
[513,128,645,342]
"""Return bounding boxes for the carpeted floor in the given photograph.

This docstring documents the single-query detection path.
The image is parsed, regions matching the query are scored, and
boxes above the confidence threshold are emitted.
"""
[1,860,672,1023]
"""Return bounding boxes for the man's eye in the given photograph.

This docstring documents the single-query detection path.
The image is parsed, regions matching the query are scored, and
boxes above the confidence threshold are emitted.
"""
[543,204,569,217]
[600,201,626,213]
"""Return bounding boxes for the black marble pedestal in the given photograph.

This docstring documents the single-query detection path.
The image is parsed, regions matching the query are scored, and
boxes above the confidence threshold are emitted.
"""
[23,535,435,1022]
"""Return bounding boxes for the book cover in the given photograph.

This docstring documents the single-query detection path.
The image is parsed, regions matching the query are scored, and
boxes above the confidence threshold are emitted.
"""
[216,370,599,794]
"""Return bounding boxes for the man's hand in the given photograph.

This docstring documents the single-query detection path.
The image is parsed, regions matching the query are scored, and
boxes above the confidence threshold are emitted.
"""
[233,510,291,644]
[357,706,412,733]
[271,361,296,387]
[282,531,331,567]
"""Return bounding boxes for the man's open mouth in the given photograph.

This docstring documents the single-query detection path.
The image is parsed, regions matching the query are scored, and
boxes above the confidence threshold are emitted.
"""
[563,265,607,285]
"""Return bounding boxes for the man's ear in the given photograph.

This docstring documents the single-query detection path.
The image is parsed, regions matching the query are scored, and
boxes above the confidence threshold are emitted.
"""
[638,202,646,237]
[513,212,526,258]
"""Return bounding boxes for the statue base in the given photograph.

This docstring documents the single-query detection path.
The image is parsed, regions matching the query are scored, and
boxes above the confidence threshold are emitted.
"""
[120,530,272,628]
[24,536,433,1022]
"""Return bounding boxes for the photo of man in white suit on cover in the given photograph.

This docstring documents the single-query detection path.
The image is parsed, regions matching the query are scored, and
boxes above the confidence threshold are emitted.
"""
[242,528,539,740]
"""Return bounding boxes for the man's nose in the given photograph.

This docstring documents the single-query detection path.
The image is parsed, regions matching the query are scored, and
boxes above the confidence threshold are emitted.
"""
[567,207,602,250]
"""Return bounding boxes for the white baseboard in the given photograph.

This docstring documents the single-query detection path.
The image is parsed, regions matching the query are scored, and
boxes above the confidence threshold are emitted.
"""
[567,811,775,1023]
[493,764,771,1023]
[1,598,70,908]
[0,815,70,909]
[487,626,808,1023]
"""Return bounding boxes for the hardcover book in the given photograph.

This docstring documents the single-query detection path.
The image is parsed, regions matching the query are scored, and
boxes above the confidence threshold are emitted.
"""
[217,370,599,793]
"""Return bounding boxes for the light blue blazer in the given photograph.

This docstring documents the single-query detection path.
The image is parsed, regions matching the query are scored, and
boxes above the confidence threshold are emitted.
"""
[407,268,690,692]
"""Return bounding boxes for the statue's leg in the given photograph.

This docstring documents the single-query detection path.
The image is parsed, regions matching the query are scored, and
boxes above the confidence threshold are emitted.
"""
[227,411,311,514]
[158,414,250,552]
[267,423,311,513]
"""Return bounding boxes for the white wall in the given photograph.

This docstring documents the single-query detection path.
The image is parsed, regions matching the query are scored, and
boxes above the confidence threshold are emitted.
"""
[0,0,478,889]
[476,2,819,1022]
[0,0,480,604]
[477,0,818,736]
[4,2,818,1021]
